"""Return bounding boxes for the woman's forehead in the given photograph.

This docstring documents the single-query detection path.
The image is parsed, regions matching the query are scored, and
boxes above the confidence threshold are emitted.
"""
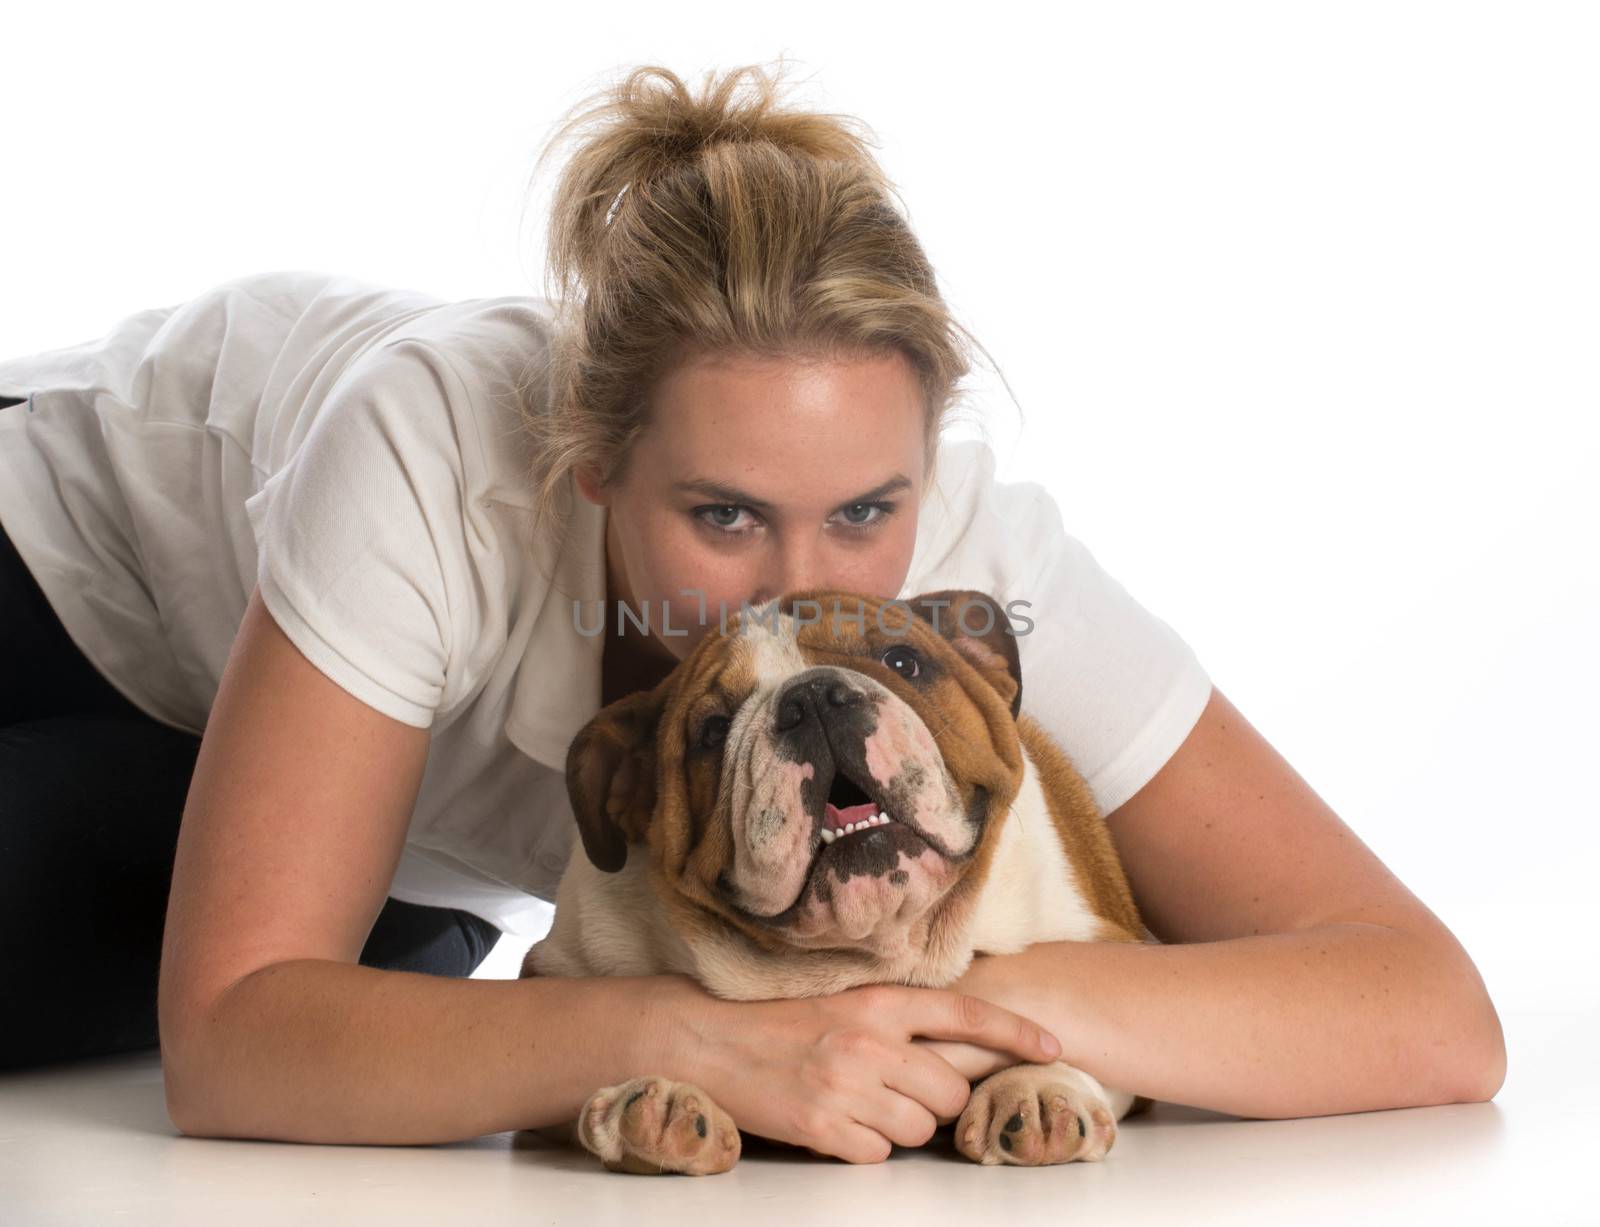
[634,349,928,494]
[642,426,923,508]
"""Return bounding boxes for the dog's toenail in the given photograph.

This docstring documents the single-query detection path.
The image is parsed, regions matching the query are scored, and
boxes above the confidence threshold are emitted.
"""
[624,1088,646,1111]
[999,1132,1012,1152]
[1003,1112,1024,1133]
[1077,1116,1086,1137]
[695,1114,707,1138]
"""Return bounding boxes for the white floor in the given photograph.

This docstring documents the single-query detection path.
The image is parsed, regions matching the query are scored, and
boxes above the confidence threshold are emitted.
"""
[3,930,1592,1226]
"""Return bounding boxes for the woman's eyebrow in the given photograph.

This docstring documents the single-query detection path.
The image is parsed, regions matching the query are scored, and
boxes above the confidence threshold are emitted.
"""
[674,474,911,511]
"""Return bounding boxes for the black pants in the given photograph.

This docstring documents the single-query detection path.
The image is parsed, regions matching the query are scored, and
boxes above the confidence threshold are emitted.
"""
[0,513,501,1072]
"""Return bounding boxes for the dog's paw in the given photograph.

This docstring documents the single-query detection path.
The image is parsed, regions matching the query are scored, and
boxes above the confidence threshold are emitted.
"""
[955,1062,1118,1166]
[577,1076,741,1175]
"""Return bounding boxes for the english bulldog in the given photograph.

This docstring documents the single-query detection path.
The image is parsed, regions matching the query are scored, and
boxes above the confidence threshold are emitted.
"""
[519,588,1155,1174]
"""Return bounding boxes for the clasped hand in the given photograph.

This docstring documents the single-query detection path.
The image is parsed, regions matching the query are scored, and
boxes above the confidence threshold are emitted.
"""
[651,974,1062,1164]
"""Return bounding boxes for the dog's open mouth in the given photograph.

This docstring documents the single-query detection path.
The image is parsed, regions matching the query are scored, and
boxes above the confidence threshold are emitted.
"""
[820,769,896,843]
[803,766,930,886]
[727,765,987,928]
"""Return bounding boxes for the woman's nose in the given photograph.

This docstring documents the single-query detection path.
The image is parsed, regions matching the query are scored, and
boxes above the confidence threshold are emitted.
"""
[751,541,825,606]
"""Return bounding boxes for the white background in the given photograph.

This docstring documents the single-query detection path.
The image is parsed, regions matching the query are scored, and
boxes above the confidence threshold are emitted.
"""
[2,3,1595,1221]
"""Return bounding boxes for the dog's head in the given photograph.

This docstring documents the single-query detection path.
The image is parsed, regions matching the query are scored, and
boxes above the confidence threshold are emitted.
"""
[564,588,1027,956]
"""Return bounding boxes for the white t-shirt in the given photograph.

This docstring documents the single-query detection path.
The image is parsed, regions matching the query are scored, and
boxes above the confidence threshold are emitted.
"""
[0,269,1212,940]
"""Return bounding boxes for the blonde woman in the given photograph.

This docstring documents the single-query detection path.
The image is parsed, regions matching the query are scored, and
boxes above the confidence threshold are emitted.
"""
[0,61,1503,1155]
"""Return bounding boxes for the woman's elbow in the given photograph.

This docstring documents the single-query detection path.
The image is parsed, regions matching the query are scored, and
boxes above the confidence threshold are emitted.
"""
[1459,998,1507,1103]
[1440,984,1507,1106]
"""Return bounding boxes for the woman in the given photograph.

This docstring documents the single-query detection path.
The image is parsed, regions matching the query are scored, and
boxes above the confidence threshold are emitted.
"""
[0,62,1502,1154]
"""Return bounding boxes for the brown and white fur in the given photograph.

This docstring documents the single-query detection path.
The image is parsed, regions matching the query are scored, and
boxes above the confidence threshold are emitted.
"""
[518,588,1156,1174]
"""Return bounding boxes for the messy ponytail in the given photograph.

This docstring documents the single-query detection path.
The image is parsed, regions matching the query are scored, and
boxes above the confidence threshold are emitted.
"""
[512,57,997,550]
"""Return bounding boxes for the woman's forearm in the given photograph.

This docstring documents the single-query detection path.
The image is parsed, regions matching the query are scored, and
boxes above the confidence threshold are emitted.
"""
[944,921,1506,1120]
[165,958,681,1144]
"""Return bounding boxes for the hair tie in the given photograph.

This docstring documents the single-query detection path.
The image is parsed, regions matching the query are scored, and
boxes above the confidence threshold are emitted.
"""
[604,181,631,228]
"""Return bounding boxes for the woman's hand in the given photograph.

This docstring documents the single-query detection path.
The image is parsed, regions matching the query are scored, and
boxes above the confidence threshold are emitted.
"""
[912,951,1063,1084]
[639,973,1062,1164]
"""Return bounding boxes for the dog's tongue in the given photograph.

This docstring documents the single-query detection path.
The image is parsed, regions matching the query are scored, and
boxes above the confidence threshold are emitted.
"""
[825,801,879,830]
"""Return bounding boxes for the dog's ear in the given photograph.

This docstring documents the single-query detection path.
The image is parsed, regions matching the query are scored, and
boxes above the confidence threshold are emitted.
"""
[904,589,1023,719]
[565,685,666,873]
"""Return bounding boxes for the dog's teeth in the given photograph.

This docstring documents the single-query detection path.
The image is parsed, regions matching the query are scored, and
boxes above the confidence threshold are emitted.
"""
[822,806,899,840]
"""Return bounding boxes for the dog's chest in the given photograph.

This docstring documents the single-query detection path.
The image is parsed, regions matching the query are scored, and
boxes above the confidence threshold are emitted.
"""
[963,749,1104,955]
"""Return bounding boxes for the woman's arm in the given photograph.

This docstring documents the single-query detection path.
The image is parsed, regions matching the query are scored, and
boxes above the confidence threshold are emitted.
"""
[925,686,1507,1120]
[173,962,701,1142]
[159,590,678,1143]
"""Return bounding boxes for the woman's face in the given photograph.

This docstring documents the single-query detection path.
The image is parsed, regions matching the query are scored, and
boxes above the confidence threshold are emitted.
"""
[575,345,929,665]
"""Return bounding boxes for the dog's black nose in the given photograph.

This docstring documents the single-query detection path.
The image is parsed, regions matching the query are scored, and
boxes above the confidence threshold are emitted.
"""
[773,672,862,734]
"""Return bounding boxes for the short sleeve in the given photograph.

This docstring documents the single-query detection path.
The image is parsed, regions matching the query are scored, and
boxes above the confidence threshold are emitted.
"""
[912,440,1213,816]
[249,340,466,728]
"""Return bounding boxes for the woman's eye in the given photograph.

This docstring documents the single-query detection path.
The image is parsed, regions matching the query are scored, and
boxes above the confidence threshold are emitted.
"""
[833,501,895,530]
[880,644,921,680]
[700,714,731,749]
[695,504,757,533]
[694,500,896,535]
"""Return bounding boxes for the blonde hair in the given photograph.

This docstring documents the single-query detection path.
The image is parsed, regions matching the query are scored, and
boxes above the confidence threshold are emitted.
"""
[512,57,1002,550]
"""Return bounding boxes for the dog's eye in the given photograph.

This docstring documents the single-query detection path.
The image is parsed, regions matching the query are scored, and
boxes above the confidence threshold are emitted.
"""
[700,714,731,749]
[880,644,921,680]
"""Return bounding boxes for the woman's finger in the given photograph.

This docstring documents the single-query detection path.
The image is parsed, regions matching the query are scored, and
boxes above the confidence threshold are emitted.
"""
[902,988,1062,1063]
[875,1043,974,1126]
